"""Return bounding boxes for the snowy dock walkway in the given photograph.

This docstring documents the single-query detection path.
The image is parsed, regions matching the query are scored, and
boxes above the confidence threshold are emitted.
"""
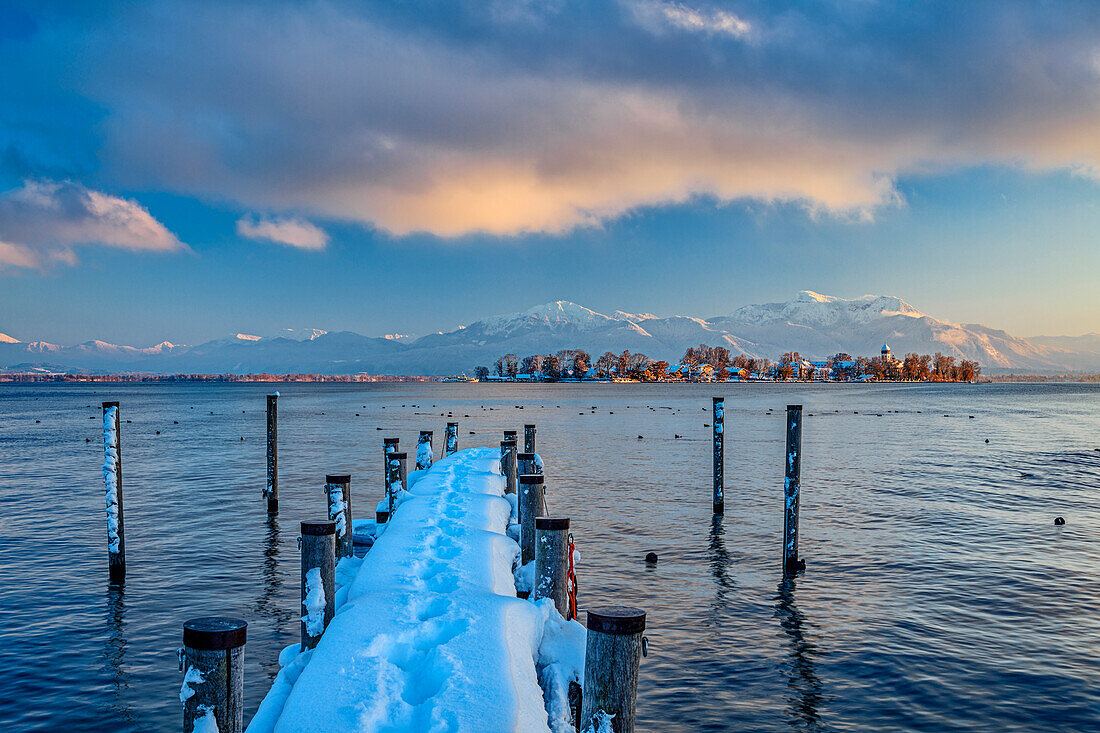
[247,448,584,733]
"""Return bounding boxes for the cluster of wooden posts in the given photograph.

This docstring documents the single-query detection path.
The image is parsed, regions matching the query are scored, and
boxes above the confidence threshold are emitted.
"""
[712,397,806,576]
[102,394,806,733]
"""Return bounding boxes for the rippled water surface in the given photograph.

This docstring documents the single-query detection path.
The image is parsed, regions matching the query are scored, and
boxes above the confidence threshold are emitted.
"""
[1,382,1098,731]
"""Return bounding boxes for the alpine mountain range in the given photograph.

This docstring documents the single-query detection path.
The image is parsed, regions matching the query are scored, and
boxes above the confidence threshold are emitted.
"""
[2,292,1097,376]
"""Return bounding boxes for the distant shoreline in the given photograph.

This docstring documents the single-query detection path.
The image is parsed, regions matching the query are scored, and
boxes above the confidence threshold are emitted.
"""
[1,373,1097,384]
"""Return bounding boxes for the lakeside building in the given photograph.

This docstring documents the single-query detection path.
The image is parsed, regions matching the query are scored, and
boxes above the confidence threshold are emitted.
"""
[880,342,903,379]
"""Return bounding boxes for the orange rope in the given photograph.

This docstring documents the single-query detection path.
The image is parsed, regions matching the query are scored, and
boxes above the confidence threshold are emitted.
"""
[567,533,578,621]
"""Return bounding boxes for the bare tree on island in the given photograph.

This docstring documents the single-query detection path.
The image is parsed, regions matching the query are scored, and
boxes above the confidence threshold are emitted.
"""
[494,354,519,378]
[595,351,617,378]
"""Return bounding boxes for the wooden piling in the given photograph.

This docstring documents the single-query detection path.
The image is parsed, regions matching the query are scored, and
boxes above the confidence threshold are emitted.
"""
[383,438,399,508]
[533,516,572,620]
[444,422,459,456]
[300,520,336,651]
[517,451,536,479]
[783,404,804,576]
[395,452,408,497]
[500,440,517,495]
[713,397,724,515]
[102,401,125,584]
[180,617,247,733]
[524,424,536,453]
[384,450,400,518]
[383,437,400,460]
[503,429,517,446]
[324,474,353,561]
[518,474,546,566]
[580,607,646,733]
[416,431,434,471]
[266,394,278,513]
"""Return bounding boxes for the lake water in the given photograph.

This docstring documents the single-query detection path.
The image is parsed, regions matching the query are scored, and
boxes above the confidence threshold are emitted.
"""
[1,382,1098,731]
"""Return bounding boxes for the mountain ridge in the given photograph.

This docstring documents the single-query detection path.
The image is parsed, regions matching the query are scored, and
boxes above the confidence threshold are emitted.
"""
[2,292,1096,375]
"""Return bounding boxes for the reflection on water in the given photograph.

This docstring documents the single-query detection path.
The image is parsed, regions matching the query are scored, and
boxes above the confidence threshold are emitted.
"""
[708,514,734,614]
[254,514,292,684]
[774,578,825,731]
[104,585,134,725]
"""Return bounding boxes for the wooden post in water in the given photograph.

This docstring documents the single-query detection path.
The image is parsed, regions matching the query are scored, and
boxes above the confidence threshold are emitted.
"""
[580,607,646,733]
[524,424,536,453]
[533,516,572,620]
[416,431,433,471]
[384,450,400,518]
[180,617,247,733]
[101,401,125,584]
[324,474,353,561]
[395,452,408,496]
[440,420,457,453]
[518,475,546,566]
[387,433,404,512]
[713,397,724,515]
[783,404,804,576]
[517,452,536,479]
[300,520,336,651]
[503,429,517,448]
[383,437,399,462]
[500,440,517,495]
[265,394,278,513]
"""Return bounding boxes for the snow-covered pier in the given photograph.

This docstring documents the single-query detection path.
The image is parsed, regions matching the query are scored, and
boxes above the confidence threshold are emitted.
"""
[246,447,590,733]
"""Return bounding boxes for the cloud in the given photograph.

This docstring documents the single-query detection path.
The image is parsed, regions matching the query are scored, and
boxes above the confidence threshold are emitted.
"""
[0,179,183,269]
[236,214,328,250]
[627,1,751,39]
[8,1,1100,237]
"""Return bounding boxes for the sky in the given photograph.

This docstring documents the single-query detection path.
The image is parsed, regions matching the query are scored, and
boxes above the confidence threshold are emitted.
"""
[1,0,1098,346]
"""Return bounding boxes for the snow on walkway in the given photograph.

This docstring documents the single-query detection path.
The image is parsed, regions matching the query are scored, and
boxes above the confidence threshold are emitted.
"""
[248,448,584,733]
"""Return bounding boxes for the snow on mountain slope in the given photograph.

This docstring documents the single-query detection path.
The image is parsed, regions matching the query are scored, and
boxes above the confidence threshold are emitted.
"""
[476,301,616,337]
[713,293,1063,370]
[728,291,927,327]
[0,332,19,344]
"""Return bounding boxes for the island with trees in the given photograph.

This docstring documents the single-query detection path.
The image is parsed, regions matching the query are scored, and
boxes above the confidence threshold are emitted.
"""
[471,343,981,383]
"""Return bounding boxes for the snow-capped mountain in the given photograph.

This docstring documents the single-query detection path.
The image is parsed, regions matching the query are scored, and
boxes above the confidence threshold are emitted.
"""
[1,293,1095,375]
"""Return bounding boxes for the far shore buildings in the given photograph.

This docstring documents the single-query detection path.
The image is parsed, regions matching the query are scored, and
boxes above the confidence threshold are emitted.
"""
[880,342,903,379]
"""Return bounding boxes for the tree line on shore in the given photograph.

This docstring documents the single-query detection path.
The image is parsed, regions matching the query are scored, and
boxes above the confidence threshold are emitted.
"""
[476,344,981,382]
